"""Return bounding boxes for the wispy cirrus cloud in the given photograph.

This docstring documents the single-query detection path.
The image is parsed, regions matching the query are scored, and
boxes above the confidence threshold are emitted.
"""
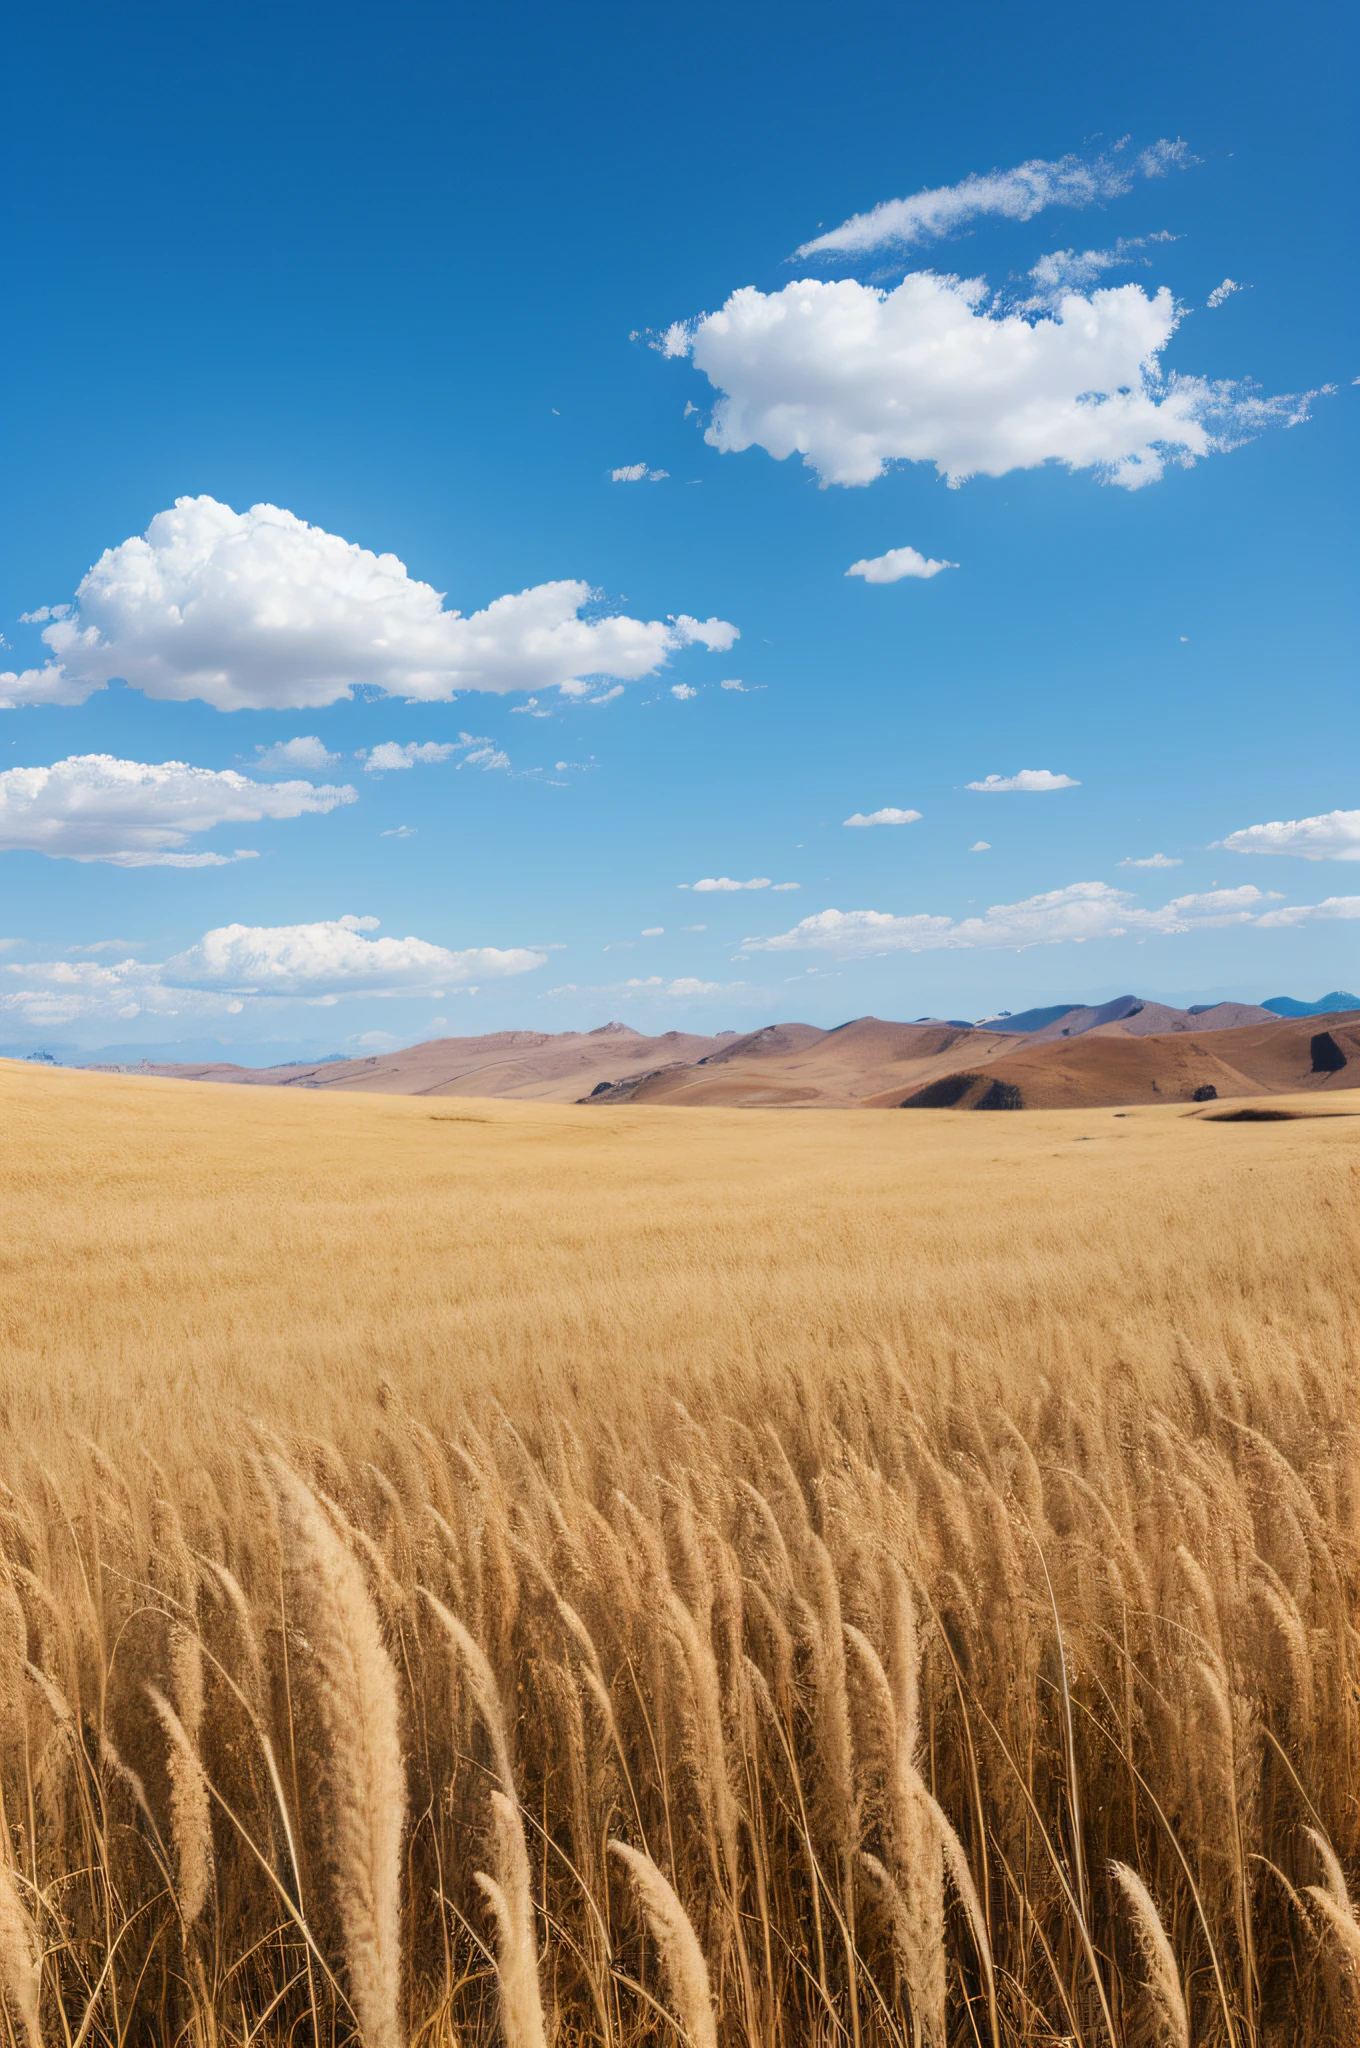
[967,769,1079,792]
[793,139,1193,259]
[682,876,771,891]
[843,808,921,827]
[1019,233,1177,309]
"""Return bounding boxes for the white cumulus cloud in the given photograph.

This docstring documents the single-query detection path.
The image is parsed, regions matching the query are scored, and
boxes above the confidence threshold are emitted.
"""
[843,808,922,827]
[846,546,956,583]
[1120,852,1181,868]
[1,914,543,1027]
[967,769,1079,792]
[664,274,1311,491]
[8,497,737,712]
[0,754,355,866]
[671,684,697,700]
[743,880,1275,958]
[970,841,991,852]
[162,916,540,997]
[1219,809,1360,860]
[1256,896,1360,928]
[689,876,773,891]
[253,736,341,771]
[611,464,669,482]
[793,139,1192,258]
[1207,279,1244,309]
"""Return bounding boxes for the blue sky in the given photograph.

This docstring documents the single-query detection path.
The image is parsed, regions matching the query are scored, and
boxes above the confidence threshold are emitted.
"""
[2,0,1355,1058]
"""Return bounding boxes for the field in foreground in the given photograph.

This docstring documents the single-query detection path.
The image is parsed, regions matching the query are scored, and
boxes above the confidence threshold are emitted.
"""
[0,1062,1357,2046]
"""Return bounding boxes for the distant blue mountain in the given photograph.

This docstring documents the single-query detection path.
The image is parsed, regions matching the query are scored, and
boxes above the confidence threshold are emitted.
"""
[1261,992,1360,1018]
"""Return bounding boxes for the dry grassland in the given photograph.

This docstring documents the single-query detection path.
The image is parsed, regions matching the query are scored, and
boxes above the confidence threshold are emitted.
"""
[0,1061,1356,2046]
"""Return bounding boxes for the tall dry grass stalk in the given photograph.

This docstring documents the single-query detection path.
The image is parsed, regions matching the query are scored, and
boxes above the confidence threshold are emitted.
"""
[0,1854,42,2048]
[276,1468,406,2048]
[475,1794,548,2048]
[609,1841,717,2048]
[424,1592,547,2048]
[147,1688,214,1928]
[1110,1862,1189,2047]
[0,1064,1354,2046]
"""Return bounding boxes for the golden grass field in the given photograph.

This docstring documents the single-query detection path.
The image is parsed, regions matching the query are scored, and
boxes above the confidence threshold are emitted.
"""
[0,1060,1356,2046]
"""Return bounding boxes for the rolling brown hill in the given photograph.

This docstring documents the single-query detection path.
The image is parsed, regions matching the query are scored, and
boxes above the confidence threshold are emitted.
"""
[140,1022,734,1102]
[590,1017,1023,1106]
[125,1001,1358,1113]
[889,1011,1360,1111]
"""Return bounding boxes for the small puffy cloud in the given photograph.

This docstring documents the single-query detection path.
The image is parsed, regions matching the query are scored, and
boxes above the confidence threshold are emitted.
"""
[771,882,800,890]
[382,825,417,838]
[0,754,355,866]
[1219,809,1360,861]
[743,880,1276,958]
[846,547,956,584]
[611,464,669,482]
[1207,279,1244,309]
[666,274,1311,491]
[967,769,1079,792]
[843,807,922,827]
[671,684,697,700]
[793,139,1192,258]
[1160,886,1274,918]
[18,604,73,625]
[363,740,458,772]
[11,497,737,711]
[460,746,511,771]
[970,840,991,852]
[641,927,664,936]
[254,735,341,772]
[691,876,772,891]
[1,915,543,1026]
[1120,852,1181,868]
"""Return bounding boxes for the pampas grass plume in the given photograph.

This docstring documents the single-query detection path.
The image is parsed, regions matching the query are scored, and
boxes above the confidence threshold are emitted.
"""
[277,1467,406,2048]
[609,1840,716,2048]
[0,1854,41,2048]
[1110,1860,1189,2048]
[475,1792,548,2048]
